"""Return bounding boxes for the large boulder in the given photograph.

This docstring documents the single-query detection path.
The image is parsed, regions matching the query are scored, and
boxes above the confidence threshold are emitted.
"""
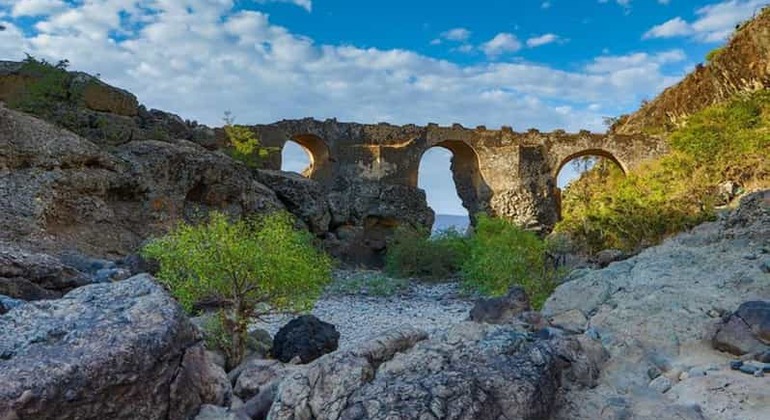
[272,315,340,364]
[269,324,605,420]
[0,274,230,420]
[254,170,331,235]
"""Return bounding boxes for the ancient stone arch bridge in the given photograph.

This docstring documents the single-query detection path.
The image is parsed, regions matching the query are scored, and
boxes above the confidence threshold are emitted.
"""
[249,118,665,235]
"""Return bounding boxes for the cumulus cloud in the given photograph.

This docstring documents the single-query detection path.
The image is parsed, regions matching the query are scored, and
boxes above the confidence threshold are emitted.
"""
[644,0,767,42]
[442,27,471,42]
[481,33,521,57]
[256,0,312,12]
[0,0,686,134]
[526,33,560,48]
[7,0,67,17]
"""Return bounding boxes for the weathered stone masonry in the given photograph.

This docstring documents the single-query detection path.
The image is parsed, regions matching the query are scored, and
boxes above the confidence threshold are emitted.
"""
[252,119,666,233]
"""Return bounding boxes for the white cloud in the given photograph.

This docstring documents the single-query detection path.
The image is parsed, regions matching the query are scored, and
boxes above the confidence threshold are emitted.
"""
[442,27,471,42]
[8,0,66,17]
[0,0,685,136]
[526,33,560,48]
[644,0,767,42]
[481,33,521,57]
[541,1,551,9]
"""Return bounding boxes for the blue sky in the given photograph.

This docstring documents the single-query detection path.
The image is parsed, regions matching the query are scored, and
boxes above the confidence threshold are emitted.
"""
[1,0,766,217]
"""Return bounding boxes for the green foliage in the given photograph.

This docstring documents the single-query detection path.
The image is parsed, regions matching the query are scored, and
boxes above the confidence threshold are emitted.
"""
[142,211,332,368]
[8,54,80,118]
[556,90,770,254]
[384,226,469,280]
[222,111,275,168]
[705,47,725,63]
[460,215,557,309]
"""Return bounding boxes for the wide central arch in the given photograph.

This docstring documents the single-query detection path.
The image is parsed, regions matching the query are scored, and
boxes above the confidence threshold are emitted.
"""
[277,134,332,182]
[415,140,490,223]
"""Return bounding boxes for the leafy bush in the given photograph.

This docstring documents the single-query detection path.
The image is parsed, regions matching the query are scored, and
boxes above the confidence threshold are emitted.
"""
[556,90,770,253]
[460,215,557,309]
[705,47,724,63]
[142,211,332,369]
[222,111,276,168]
[384,226,469,280]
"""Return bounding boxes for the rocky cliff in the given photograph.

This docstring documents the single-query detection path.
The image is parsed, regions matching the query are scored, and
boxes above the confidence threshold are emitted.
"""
[614,6,770,134]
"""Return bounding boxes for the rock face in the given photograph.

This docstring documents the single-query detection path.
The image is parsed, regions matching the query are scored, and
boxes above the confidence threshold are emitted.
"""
[0,274,230,420]
[543,190,770,420]
[272,315,340,363]
[0,103,284,258]
[468,285,531,324]
[269,324,606,420]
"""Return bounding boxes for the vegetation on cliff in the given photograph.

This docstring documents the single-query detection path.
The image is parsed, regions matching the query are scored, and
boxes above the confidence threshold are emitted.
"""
[556,90,770,253]
[142,211,332,369]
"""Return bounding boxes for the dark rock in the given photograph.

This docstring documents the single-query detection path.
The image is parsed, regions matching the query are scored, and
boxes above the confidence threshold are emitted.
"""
[593,249,627,268]
[269,323,606,420]
[730,360,744,370]
[734,301,770,343]
[0,274,229,419]
[648,366,662,379]
[0,276,61,300]
[756,351,770,363]
[739,365,758,375]
[469,286,531,324]
[253,170,331,235]
[713,310,769,355]
[240,381,280,420]
[0,244,89,293]
[272,315,340,364]
[119,253,159,275]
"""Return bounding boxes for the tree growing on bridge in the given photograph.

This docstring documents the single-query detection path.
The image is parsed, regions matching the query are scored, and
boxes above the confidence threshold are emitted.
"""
[222,111,276,168]
[142,211,333,369]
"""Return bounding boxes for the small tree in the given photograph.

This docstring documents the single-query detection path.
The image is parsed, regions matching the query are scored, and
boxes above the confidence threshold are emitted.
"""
[222,111,274,168]
[142,211,332,369]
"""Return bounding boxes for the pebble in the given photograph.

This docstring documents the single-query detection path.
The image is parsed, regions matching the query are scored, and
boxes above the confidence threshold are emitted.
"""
[251,270,474,349]
[649,376,673,393]
[754,370,765,378]
[730,360,743,370]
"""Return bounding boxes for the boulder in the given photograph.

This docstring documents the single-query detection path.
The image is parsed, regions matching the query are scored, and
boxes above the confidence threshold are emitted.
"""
[0,243,90,293]
[233,359,298,400]
[269,323,605,420]
[272,315,340,364]
[0,274,229,420]
[253,170,331,235]
[713,301,770,356]
[468,285,531,324]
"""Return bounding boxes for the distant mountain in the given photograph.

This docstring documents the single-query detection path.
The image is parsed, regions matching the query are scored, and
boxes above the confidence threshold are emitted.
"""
[433,214,470,234]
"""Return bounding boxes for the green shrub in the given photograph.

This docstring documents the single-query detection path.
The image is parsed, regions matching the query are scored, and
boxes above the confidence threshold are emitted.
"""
[705,47,724,63]
[460,215,557,309]
[556,90,770,253]
[142,211,332,369]
[222,111,276,168]
[385,226,469,280]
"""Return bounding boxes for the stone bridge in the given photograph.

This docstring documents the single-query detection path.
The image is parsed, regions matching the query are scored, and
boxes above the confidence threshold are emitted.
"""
[250,119,665,235]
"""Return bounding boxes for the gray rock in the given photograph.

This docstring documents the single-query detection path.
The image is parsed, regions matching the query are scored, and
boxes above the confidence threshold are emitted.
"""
[233,359,297,400]
[468,285,531,324]
[0,274,228,420]
[0,294,24,314]
[549,308,588,333]
[193,405,249,420]
[713,306,770,356]
[649,376,673,393]
[269,323,605,420]
[0,243,89,295]
[734,301,770,343]
[253,170,331,235]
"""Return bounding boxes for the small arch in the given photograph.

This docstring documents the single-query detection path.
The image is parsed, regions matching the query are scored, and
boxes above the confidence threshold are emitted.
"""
[281,140,313,177]
[554,148,628,181]
[277,134,331,181]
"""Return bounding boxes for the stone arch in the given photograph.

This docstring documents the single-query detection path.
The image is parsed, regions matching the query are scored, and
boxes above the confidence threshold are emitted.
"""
[277,134,332,182]
[553,148,628,221]
[415,140,490,221]
[554,148,628,181]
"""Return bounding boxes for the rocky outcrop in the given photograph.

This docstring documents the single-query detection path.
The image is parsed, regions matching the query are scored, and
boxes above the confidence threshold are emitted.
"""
[268,324,606,420]
[0,274,230,420]
[254,170,331,234]
[272,315,340,364]
[614,7,770,134]
[0,103,284,258]
[543,190,770,420]
[713,300,770,357]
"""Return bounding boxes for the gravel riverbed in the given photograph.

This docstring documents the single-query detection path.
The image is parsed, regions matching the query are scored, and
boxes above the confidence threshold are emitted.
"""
[251,270,474,349]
